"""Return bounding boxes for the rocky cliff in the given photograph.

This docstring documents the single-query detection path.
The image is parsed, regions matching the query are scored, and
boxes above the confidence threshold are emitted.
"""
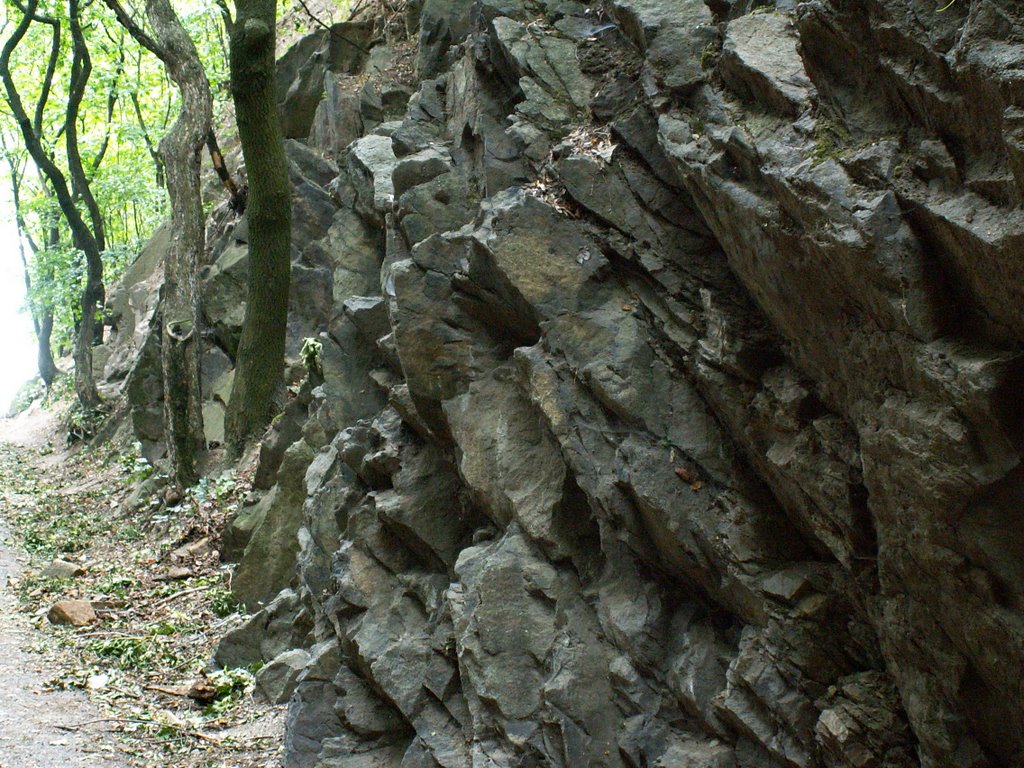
[107,0,1024,765]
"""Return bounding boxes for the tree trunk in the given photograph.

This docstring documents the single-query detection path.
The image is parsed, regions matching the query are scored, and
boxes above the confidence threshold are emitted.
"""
[146,0,212,488]
[38,208,64,388]
[107,0,212,485]
[224,0,292,454]
[17,219,60,389]
[67,0,105,409]
[36,310,58,387]
[15,214,59,389]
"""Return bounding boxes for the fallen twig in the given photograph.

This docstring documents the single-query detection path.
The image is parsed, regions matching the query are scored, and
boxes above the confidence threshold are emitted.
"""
[143,683,190,697]
[148,584,212,609]
[56,717,154,731]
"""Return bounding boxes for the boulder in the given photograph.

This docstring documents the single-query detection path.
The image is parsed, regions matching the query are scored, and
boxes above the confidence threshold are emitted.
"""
[47,600,96,626]
[276,23,374,139]
[719,13,813,117]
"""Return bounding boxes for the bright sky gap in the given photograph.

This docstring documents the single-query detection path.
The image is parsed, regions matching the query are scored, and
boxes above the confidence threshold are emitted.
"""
[0,191,39,414]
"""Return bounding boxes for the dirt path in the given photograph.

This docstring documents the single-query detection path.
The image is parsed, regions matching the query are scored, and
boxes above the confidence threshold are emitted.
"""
[0,524,127,768]
[0,403,285,768]
[0,405,127,767]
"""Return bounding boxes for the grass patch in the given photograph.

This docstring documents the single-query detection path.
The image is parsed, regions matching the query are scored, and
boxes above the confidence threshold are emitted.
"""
[87,636,159,670]
[209,587,242,618]
[810,119,852,166]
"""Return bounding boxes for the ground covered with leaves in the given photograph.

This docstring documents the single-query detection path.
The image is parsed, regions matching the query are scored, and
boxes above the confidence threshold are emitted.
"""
[0,404,284,768]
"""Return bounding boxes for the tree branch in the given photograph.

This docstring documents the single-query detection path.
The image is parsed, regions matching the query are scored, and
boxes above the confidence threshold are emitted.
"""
[100,0,165,59]
[129,89,163,185]
[66,0,107,251]
[294,0,369,54]
[205,129,241,208]
[32,13,61,135]
[213,0,233,35]
[88,34,126,177]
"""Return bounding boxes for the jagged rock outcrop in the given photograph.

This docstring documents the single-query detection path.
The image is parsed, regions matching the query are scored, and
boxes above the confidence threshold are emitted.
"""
[119,0,1024,766]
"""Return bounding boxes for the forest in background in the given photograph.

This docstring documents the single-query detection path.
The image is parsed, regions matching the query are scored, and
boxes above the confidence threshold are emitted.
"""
[1,0,232,367]
[0,0,355,485]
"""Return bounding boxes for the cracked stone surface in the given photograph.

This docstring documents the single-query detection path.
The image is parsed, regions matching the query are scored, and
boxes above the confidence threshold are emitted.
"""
[105,1,1024,766]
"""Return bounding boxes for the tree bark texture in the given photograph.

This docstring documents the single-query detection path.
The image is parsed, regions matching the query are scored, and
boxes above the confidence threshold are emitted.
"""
[224,0,292,453]
[145,0,212,487]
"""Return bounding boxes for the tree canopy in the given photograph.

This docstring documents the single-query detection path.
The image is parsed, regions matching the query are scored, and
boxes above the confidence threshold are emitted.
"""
[0,0,231,373]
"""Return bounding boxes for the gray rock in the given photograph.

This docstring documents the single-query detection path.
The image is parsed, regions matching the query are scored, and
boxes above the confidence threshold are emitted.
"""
[232,440,317,609]
[416,0,473,77]
[443,365,583,560]
[342,296,389,343]
[256,649,311,704]
[490,17,593,112]
[348,134,401,222]
[610,0,718,94]
[276,23,374,139]
[161,1,1024,766]
[310,75,365,157]
[391,145,452,198]
[719,13,813,117]
[101,223,168,384]
[214,589,312,670]
[375,439,475,568]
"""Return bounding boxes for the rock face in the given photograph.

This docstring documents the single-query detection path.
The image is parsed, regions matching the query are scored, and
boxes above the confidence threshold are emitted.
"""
[160,0,1024,766]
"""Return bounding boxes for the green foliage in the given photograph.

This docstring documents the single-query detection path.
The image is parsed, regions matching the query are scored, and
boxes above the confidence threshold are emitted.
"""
[87,635,156,670]
[699,42,718,71]
[0,0,233,356]
[114,524,143,542]
[43,371,74,405]
[300,336,324,376]
[65,401,106,442]
[13,572,70,601]
[12,492,106,556]
[151,616,195,636]
[208,586,242,618]
[94,571,139,597]
[203,668,255,716]
[118,441,154,483]
[192,472,237,505]
[810,118,852,167]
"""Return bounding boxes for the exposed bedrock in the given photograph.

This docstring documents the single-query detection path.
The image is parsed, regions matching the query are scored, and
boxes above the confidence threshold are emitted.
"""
[114,0,1024,766]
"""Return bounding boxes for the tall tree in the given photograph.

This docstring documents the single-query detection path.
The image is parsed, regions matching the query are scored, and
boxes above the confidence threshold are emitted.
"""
[223,0,291,453]
[1,0,105,408]
[105,0,211,486]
